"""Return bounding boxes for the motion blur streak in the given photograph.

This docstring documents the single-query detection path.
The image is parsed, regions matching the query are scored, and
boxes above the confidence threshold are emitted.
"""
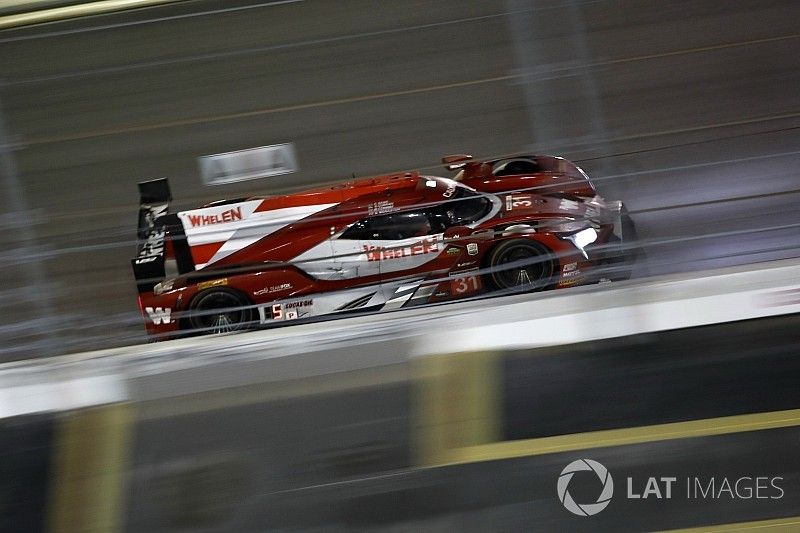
[21,74,522,145]
[0,1,183,30]
[660,517,800,533]
[0,0,609,44]
[16,99,800,149]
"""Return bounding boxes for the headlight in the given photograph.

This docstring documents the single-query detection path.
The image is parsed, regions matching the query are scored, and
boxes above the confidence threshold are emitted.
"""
[565,228,598,258]
[153,279,175,295]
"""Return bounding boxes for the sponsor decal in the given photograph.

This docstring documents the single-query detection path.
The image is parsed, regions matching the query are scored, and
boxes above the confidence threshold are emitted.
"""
[561,262,583,285]
[450,275,481,295]
[456,261,477,268]
[505,194,534,210]
[362,237,439,262]
[442,183,457,198]
[466,243,479,256]
[136,211,167,263]
[271,300,313,321]
[446,247,460,255]
[144,204,168,225]
[368,200,394,215]
[254,282,292,296]
[434,291,450,297]
[145,306,172,325]
[284,299,313,309]
[197,278,228,290]
[187,206,242,227]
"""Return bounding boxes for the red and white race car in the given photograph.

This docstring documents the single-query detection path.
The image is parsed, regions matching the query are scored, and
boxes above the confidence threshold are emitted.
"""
[133,154,637,338]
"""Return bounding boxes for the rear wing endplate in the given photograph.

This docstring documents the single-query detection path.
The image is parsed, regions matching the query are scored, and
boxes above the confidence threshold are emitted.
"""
[131,179,195,294]
[132,179,171,293]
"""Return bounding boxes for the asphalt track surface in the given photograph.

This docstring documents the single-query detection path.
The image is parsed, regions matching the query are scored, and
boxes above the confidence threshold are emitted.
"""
[1,0,799,356]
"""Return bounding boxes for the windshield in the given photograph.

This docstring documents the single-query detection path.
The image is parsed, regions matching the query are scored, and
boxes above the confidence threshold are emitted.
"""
[340,193,492,240]
[491,158,541,176]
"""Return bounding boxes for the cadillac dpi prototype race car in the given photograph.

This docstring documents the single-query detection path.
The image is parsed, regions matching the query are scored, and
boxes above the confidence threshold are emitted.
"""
[133,154,637,338]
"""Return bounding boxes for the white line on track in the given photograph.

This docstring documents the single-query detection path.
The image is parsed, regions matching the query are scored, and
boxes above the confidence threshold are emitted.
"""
[0,0,304,41]
[0,10,527,85]
[0,0,610,44]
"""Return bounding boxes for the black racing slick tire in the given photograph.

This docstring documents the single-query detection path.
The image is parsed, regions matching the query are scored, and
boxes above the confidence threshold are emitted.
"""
[188,288,254,334]
[485,239,556,292]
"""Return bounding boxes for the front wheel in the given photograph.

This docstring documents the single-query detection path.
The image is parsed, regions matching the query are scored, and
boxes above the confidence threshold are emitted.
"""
[485,239,556,292]
[188,288,254,334]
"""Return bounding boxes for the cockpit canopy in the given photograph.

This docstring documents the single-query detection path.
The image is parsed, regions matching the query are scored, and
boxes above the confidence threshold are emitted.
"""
[491,158,542,176]
[340,187,492,241]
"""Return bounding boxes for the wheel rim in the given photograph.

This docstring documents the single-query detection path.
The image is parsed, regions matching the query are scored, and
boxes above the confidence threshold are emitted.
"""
[211,313,234,334]
[493,244,550,290]
[192,292,248,333]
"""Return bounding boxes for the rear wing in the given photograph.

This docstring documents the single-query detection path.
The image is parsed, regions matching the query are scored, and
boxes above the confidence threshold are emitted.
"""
[132,179,195,293]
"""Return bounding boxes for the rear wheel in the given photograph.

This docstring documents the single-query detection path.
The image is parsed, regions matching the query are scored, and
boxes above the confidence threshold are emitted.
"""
[188,288,253,334]
[485,239,556,292]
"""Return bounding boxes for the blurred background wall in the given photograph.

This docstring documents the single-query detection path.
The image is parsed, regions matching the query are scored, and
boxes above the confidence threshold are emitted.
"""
[4,306,800,532]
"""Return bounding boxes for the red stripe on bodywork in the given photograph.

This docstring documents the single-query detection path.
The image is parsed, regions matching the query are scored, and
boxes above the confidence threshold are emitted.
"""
[253,173,420,212]
[190,242,225,266]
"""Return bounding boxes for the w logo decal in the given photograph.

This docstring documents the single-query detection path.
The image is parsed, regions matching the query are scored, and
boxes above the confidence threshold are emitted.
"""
[145,306,172,325]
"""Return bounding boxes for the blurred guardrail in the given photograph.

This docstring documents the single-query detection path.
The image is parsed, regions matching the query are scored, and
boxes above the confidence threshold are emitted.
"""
[1,258,800,532]
[0,0,181,29]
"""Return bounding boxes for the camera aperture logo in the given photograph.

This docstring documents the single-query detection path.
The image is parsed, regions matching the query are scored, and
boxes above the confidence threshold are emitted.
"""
[557,460,784,517]
[557,459,614,516]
